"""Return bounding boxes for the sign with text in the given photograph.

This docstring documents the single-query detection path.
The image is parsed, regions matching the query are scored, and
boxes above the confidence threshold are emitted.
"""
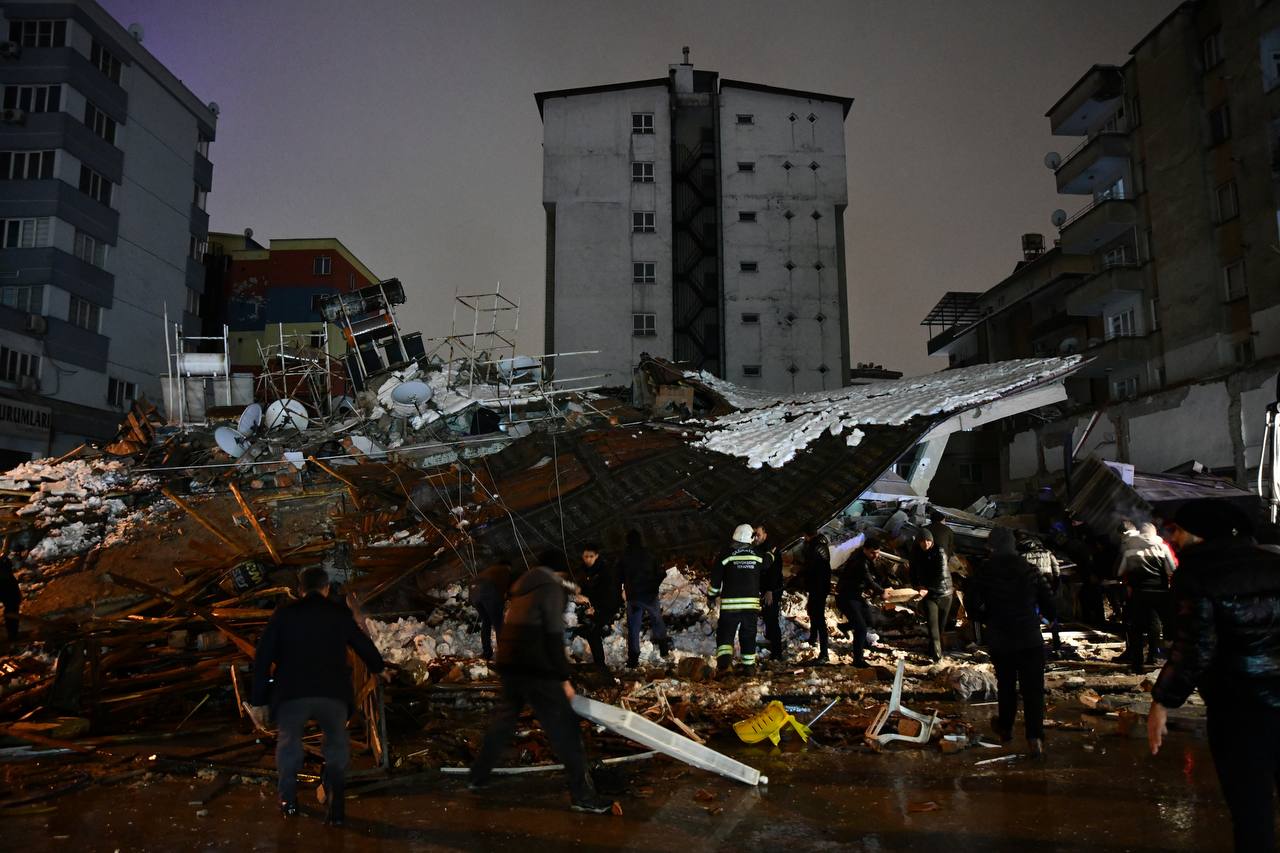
[0,398,52,439]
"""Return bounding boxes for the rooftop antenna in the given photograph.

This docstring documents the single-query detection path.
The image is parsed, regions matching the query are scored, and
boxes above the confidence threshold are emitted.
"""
[682,46,690,64]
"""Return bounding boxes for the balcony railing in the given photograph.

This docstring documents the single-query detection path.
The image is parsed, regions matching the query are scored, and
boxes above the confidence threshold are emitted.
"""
[1056,130,1128,174]
[1062,191,1134,229]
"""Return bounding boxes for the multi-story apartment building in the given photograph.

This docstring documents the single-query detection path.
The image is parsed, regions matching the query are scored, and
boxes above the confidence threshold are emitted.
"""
[0,0,215,465]
[921,0,1280,504]
[538,53,853,393]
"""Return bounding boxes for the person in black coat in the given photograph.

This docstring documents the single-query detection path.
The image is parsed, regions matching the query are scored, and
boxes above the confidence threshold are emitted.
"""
[836,536,885,667]
[0,542,21,643]
[250,566,388,825]
[1149,500,1280,852]
[754,524,786,663]
[966,527,1054,756]
[910,528,953,662]
[469,559,516,661]
[575,542,622,671]
[471,551,612,814]
[619,530,670,667]
[802,530,832,663]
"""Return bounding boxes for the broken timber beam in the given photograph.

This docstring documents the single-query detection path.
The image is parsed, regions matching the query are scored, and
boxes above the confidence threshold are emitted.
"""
[103,573,257,658]
[161,487,246,556]
[307,457,363,510]
[227,482,282,565]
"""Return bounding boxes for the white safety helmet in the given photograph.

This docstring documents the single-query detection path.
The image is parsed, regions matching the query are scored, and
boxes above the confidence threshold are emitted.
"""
[732,524,755,544]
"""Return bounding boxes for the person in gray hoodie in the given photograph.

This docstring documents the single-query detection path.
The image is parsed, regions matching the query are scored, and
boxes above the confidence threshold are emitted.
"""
[469,550,611,814]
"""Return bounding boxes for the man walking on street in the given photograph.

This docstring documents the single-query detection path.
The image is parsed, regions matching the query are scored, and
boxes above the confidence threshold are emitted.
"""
[710,524,765,672]
[250,566,389,826]
[754,524,785,664]
[471,551,612,814]
[911,528,953,662]
[1118,522,1176,672]
[576,543,622,672]
[802,529,832,664]
[1148,500,1280,852]
[836,536,885,667]
[620,530,670,668]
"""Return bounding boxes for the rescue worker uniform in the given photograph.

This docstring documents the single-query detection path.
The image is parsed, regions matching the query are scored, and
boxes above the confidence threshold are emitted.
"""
[709,541,764,670]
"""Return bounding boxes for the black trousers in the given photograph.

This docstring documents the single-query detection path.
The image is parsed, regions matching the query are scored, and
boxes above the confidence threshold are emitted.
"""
[805,593,829,656]
[836,595,871,662]
[471,673,593,801]
[578,618,614,668]
[275,696,349,806]
[475,597,504,661]
[1126,589,1165,663]
[716,609,758,666]
[923,593,953,661]
[1207,701,1280,852]
[990,645,1045,741]
[760,595,783,659]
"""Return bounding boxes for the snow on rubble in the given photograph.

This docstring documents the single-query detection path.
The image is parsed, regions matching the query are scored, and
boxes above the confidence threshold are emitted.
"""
[687,357,1081,469]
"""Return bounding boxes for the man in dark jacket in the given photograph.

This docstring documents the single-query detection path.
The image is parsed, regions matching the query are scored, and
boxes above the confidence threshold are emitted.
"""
[469,559,516,661]
[710,524,765,671]
[910,528,953,662]
[802,530,832,663]
[250,566,388,825]
[1149,500,1280,852]
[575,543,622,671]
[0,543,21,643]
[967,527,1054,757]
[836,536,885,667]
[471,552,611,814]
[754,524,785,663]
[619,530,670,667]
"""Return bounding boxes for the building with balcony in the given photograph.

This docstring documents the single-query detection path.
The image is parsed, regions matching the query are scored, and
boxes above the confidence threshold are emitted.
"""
[0,0,215,465]
[921,0,1280,503]
[538,52,853,393]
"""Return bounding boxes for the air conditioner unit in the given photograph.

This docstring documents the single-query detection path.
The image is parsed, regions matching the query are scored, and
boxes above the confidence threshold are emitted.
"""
[17,375,39,392]
[0,41,20,60]
[24,314,47,335]
[2,108,27,125]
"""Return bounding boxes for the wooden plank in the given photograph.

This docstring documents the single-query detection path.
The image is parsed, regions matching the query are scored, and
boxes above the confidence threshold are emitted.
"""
[104,573,257,658]
[227,482,282,565]
[0,725,95,754]
[162,487,246,556]
[308,457,364,510]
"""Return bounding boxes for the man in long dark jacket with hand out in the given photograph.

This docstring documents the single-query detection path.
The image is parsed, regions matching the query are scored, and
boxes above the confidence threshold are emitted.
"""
[802,529,832,663]
[250,566,389,826]
[836,536,885,667]
[910,528,953,662]
[576,542,622,672]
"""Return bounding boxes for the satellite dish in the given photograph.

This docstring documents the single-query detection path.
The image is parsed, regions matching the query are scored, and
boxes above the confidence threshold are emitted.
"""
[1050,209,1068,227]
[243,227,254,240]
[265,398,309,431]
[1043,151,1062,170]
[207,101,220,116]
[214,426,249,459]
[237,402,263,435]
[391,380,433,406]
[498,355,542,383]
[127,22,144,42]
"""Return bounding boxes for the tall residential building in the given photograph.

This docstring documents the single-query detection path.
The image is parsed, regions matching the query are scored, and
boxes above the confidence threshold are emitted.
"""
[0,0,216,465]
[921,0,1280,504]
[537,53,853,393]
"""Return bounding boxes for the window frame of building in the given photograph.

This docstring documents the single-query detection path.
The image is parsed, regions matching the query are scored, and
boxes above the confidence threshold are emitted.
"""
[78,164,112,206]
[193,183,208,211]
[735,114,754,125]
[90,40,122,85]
[742,364,762,378]
[631,312,656,337]
[2,83,62,113]
[1,217,51,248]
[736,161,755,173]
[0,346,41,384]
[0,149,54,180]
[68,295,101,332]
[74,229,107,267]
[1202,31,1223,71]
[313,255,332,276]
[84,102,117,145]
[1101,246,1133,268]
[1112,375,1139,401]
[631,112,654,135]
[630,161,654,183]
[632,262,655,284]
[0,284,44,313]
[738,211,757,223]
[1223,260,1247,300]
[631,211,656,233]
[1215,180,1239,223]
[184,287,200,315]
[1148,296,1160,331]
[739,261,758,273]
[740,312,760,325]
[1106,307,1136,340]
[188,234,207,262]
[1209,103,1232,146]
[107,376,137,409]
[9,19,68,48]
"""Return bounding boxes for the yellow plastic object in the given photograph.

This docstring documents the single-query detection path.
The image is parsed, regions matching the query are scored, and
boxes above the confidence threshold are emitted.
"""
[733,700,812,746]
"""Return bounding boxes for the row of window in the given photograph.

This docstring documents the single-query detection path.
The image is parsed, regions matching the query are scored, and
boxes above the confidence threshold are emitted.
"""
[3,83,61,113]
[0,346,40,384]
[78,164,111,205]
[1,218,108,269]
[629,111,821,134]
[0,284,104,332]
[90,40,122,85]
[9,19,67,48]
[629,159,822,184]
[0,149,54,180]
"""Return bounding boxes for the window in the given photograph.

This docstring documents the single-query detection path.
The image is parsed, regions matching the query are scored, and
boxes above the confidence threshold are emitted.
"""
[196,136,211,158]
[632,312,656,337]
[74,230,107,267]
[631,161,654,183]
[68,296,101,332]
[90,41,122,85]
[1149,297,1160,331]
[1223,260,1246,300]
[313,256,332,275]
[0,285,44,313]
[1112,376,1139,401]
[2,84,62,113]
[739,261,758,273]
[1202,31,1223,70]
[184,288,200,315]
[631,112,654,135]
[738,211,756,222]
[957,461,983,484]
[1,217,51,248]
[84,102,117,144]
[1209,104,1231,145]
[737,161,755,173]
[1215,180,1239,222]
[0,150,54,180]
[632,211,655,233]
[1234,338,1256,364]
[107,377,137,408]
[0,347,40,383]
[740,312,760,325]
[735,114,754,125]
[188,234,207,262]
[9,19,67,47]
[632,262,655,284]
[1106,307,1136,340]
[742,364,762,378]
[1101,246,1133,268]
[193,183,207,211]
[1096,178,1125,202]
[78,165,112,205]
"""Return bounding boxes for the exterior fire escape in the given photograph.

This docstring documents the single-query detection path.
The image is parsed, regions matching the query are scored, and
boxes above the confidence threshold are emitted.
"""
[672,128,721,376]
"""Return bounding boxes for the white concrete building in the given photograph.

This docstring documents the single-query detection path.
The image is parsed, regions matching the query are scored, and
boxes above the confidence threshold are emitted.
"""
[0,0,215,463]
[538,56,852,393]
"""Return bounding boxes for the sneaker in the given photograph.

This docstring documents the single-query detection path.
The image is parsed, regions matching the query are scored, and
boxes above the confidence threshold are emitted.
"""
[570,796,614,814]
[279,800,298,818]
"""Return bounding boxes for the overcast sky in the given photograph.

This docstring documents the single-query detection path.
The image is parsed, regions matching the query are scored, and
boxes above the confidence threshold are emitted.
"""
[102,0,1174,377]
